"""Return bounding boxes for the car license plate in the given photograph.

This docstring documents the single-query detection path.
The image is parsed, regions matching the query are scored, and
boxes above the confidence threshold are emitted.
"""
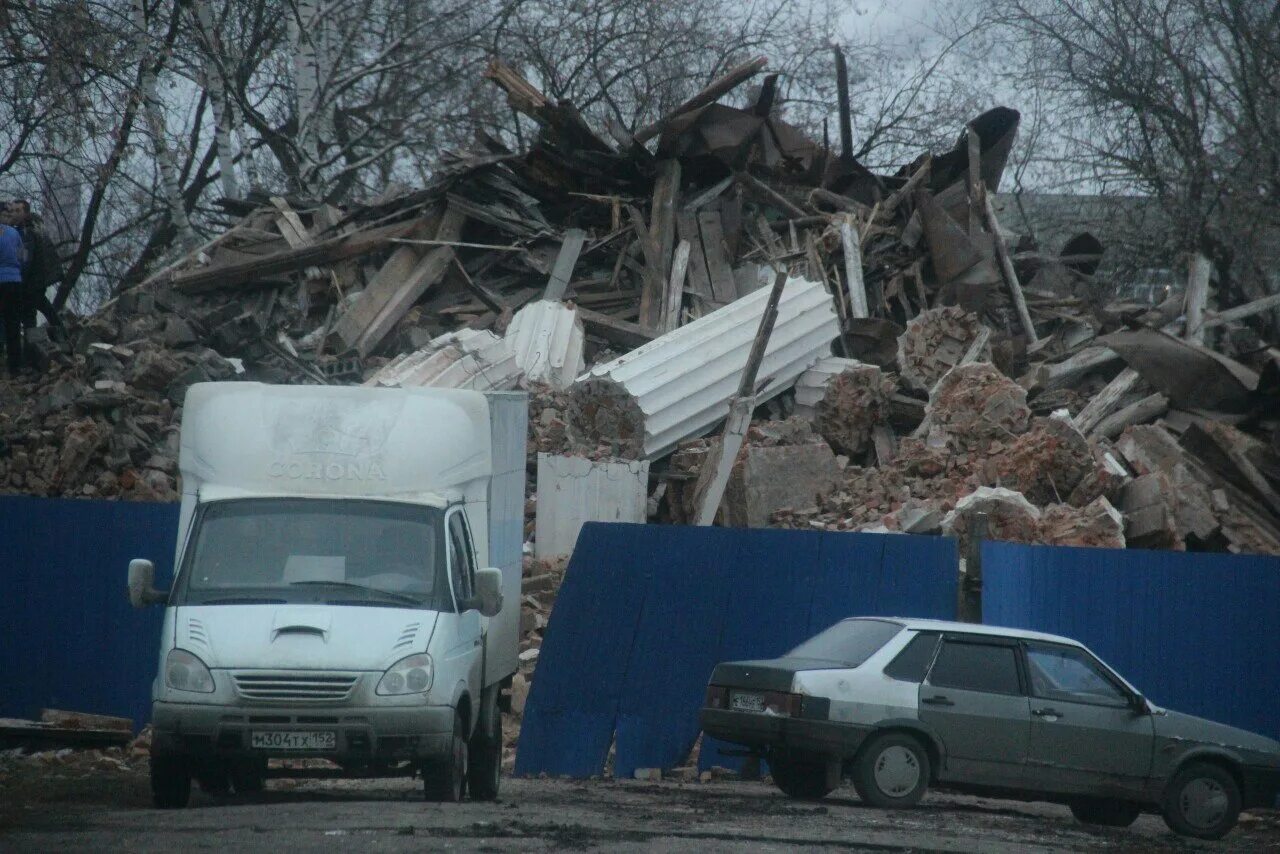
[250,730,336,751]
[731,692,765,712]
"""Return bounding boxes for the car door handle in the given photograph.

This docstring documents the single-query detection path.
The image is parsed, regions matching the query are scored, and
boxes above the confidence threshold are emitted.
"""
[921,695,955,706]
[1032,707,1063,718]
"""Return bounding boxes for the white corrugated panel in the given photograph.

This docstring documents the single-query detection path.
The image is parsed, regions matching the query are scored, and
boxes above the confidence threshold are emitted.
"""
[366,329,522,391]
[504,300,585,389]
[534,453,649,558]
[575,277,838,458]
[793,356,866,418]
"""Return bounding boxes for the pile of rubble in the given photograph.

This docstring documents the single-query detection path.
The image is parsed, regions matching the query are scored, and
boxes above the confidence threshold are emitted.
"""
[0,53,1275,556]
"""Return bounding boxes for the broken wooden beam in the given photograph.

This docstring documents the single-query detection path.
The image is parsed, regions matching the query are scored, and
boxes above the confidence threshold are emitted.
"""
[1073,367,1140,435]
[634,56,767,142]
[335,208,465,357]
[840,215,869,319]
[543,228,586,301]
[576,307,656,351]
[1185,253,1212,342]
[982,192,1038,343]
[171,219,418,293]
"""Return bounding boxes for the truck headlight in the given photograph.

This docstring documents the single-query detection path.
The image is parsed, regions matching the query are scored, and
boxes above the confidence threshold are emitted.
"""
[377,653,434,696]
[166,649,215,693]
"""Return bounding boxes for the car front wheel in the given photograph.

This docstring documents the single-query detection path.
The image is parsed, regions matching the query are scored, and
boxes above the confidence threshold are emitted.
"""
[1161,762,1241,840]
[852,732,930,809]
[150,754,192,809]
[1069,797,1142,827]
[770,752,835,800]
[423,713,468,803]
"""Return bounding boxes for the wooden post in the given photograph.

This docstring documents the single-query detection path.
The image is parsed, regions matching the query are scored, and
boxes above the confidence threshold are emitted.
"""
[982,193,1039,344]
[691,269,788,526]
[966,126,983,239]
[1185,253,1211,343]
[833,45,853,162]
[961,511,987,623]
[662,240,690,333]
[543,228,586,301]
[840,216,869,318]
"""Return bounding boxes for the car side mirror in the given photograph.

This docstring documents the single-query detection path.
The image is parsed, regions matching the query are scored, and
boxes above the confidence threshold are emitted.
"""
[472,567,503,618]
[1130,694,1150,715]
[127,559,168,608]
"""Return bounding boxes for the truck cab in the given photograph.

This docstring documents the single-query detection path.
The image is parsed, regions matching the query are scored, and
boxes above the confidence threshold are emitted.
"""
[127,383,526,806]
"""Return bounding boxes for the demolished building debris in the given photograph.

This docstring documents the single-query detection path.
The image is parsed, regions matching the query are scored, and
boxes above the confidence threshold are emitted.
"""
[0,54,1276,558]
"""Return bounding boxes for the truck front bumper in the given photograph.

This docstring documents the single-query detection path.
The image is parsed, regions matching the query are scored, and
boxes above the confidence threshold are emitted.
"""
[152,700,455,764]
[700,708,872,758]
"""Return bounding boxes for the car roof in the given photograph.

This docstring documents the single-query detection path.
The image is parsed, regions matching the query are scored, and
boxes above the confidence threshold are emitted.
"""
[849,617,1084,647]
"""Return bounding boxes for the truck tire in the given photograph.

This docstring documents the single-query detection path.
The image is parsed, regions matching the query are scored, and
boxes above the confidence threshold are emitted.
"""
[852,732,930,809]
[770,753,835,800]
[468,690,502,801]
[423,713,468,802]
[151,754,192,809]
[229,758,267,794]
[1069,797,1141,827]
[1161,762,1240,840]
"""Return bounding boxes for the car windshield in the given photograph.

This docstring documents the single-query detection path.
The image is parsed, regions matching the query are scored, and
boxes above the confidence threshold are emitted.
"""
[176,498,450,609]
[786,619,903,667]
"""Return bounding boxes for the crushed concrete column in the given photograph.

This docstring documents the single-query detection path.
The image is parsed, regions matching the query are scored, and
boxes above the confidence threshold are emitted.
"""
[794,357,893,457]
[1038,496,1126,549]
[993,413,1111,507]
[941,486,1041,556]
[534,453,649,558]
[722,442,842,527]
[567,277,838,459]
[923,362,1030,454]
[897,306,992,392]
[504,300,585,390]
[365,328,521,390]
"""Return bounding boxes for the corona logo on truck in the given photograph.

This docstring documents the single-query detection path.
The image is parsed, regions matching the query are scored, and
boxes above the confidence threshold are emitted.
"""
[267,399,395,482]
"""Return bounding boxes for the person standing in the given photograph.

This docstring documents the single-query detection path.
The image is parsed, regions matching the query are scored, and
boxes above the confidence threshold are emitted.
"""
[0,206,25,374]
[8,199,64,336]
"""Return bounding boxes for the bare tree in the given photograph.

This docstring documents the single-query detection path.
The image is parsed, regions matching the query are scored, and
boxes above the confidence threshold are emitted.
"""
[991,0,1280,314]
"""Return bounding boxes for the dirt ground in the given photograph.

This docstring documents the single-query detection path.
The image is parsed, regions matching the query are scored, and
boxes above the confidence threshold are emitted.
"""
[3,753,1280,852]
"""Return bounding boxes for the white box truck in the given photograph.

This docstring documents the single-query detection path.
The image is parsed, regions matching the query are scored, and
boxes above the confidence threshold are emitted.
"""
[126,382,526,807]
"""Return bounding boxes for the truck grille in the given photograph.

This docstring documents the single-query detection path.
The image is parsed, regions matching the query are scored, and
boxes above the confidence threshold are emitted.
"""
[232,672,359,702]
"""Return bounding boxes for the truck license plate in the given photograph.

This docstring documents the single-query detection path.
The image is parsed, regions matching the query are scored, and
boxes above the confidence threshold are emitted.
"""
[250,730,336,751]
[731,692,765,712]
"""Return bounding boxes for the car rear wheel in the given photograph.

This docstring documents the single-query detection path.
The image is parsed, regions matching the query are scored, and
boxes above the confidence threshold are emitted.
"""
[1161,762,1240,840]
[852,732,930,809]
[770,752,835,800]
[1069,797,1142,827]
[423,713,468,803]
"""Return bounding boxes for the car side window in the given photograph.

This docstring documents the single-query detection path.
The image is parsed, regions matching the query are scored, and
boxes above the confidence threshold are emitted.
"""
[446,511,476,606]
[883,633,940,682]
[927,640,1021,695]
[1025,644,1129,707]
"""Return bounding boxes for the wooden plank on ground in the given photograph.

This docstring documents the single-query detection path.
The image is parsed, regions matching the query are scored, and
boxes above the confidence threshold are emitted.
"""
[336,210,464,356]
[698,210,738,304]
[628,205,667,332]
[172,220,419,293]
[577,307,657,350]
[662,240,690,333]
[543,228,586,301]
[676,212,713,303]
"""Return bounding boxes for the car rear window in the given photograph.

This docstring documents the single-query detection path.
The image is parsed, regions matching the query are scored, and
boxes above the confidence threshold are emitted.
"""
[927,640,1021,695]
[786,619,903,667]
[883,632,940,682]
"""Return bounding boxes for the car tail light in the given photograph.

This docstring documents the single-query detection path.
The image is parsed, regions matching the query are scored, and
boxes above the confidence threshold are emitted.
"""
[704,685,729,709]
[762,691,803,717]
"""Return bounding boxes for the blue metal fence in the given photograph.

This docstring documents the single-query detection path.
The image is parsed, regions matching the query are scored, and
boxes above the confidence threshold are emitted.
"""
[982,542,1280,739]
[515,523,958,779]
[0,496,178,730]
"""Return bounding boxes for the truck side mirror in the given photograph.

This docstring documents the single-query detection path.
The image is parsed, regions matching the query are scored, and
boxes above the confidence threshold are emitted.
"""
[127,559,168,608]
[473,567,503,618]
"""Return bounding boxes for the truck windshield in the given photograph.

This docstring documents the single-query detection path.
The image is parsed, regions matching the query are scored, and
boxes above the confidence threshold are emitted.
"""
[176,498,450,609]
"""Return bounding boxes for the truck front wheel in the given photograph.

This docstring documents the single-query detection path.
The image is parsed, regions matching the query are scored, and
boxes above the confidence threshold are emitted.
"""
[468,690,502,801]
[423,714,468,802]
[151,754,192,809]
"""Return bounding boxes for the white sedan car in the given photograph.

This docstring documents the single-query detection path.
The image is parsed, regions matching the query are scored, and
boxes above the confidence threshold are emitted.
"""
[701,617,1280,840]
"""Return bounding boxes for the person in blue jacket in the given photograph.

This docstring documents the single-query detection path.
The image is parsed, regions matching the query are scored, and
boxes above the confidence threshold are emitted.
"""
[0,205,26,374]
